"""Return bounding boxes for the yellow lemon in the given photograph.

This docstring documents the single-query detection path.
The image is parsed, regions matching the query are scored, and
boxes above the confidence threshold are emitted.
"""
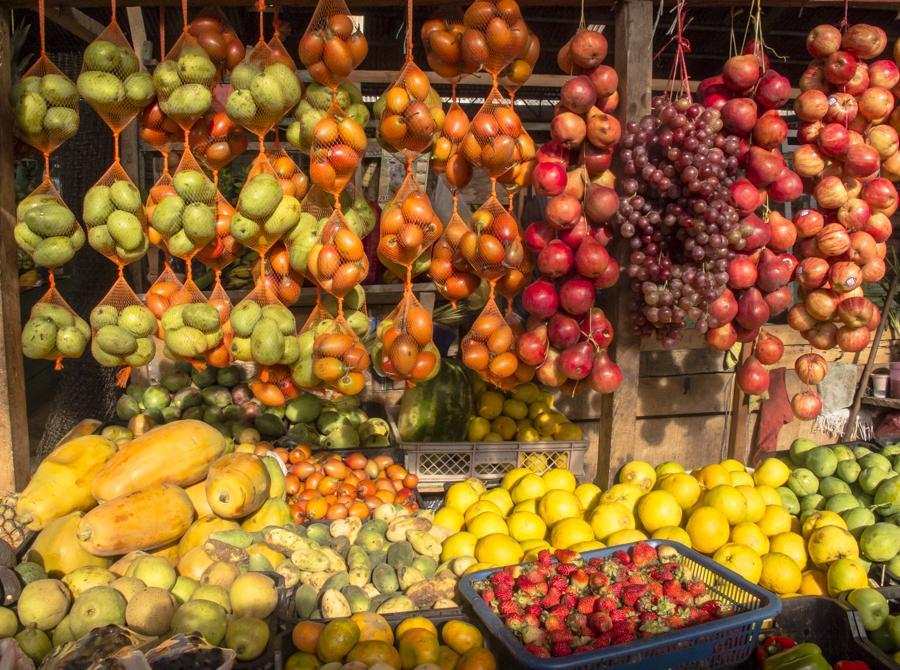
[807,525,858,568]
[542,468,576,493]
[537,490,582,527]
[476,391,504,419]
[754,458,791,488]
[720,459,746,473]
[513,499,537,514]
[464,500,503,524]
[574,483,603,514]
[825,558,868,596]
[730,522,769,556]
[480,488,514,516]
[396,616,437,640]
[606,529,648,545]
[507,512,547,543]
[463,478,486,495]
[736,486,766,523]
[441,532,477,562]
[729,471,754,488]
[520,539,551,554]
[617,461,657,492]
[759,552,802,594]
[588,502,635,541]
[655,461,685,477]
[517,427,541,442]
[755,485,782,507]
[467,513,508,539]
[510,474,547,503]
[801,511,847,539]
[569,540,605,553]
[501,468,531,491]
[657,473,702,511]
[600,483,644,511]
[475,533,523,565]
[467,417,490,441]
[555,423,583,440]
[549,517,594,549]
[696,463,732,490]
[799,569,829,596]
[434,507,464,533]
[651,526,692,548]
[685,506,730,554]
[445,483,480,514]
[713,543,762,583]
[702,485,747,525]
[533,413,559,437]
[636,490,683,533]
[769,532,808,571]
[757,505,792,537]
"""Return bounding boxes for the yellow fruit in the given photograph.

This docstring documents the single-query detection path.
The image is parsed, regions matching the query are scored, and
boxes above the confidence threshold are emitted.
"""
[574,483,602,514]
[483,432,502,442]
[533,413,559,436]
[685,506,730,554]
[476,390,504,419]
[511,383,540,404]
[441,532,477,562]
[480,488,513,517]
[549,518,594,549]
[757,505,792,537]
[657,473,701,511]
[513,500,537,514]
[491,416,517,441]
[510,474,546,503]
[807,525,858,568]
[351,612,394,644]
[501,468,530,491]
[617,461,656,492]
[467,513,508,539]
[799,569,829,596]
[522,452,549,472]
[537,490,582,527]
[588,502,635,541]
[655,461,685,477]
[516,428,541,442]
[569,540,605,552]
[801,511,847,539]
[606,529,647,545]
[474,533,523,565]
[522,542,552,561]
[28,512,111,578]
[696,464,732,490]
[754,458,791,488]
[769,532,807,571]
[720,459,746,473]
[442,620,483,656]
[467,417,490,441]
[651,526,692,548]
[730,522,769,556]
[205,453,271,520]
[636,490,682,533]
[434,507,464,532]
[825,558,868,596]
[599,484,644,511]
[507,512,546,542]
[178,516,240,558]
[759,552,802,594]
[445,483,480,513]
[241,497,292,532]
[702,485,747,526]
[555,423,583,440]
[736,486,766,523]
[463,562,493,575]
[713,543,762,583]
[755,485,782,506]
[503,398,528,420]
[542,468,576,493]
[528,401,549,420]
[395,617,437,640]
[729,471,754,487]
[464,500,503,524]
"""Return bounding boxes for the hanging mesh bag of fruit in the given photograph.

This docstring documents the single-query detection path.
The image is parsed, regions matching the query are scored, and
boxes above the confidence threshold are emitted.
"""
[90,275,157,385]
[158,278,229,368]
[499,27,540,97]
[496,126,536,195]
[185,7,245,79]
[141,98,182,158]
[309,101,367,196]
[144,265,186,323]
[84,161,150,268]
[254,242,304,306]
[374,290,441,385]
[306,210,369,310]
[460,0,529,79]
[268,141,309,201]
[229,282,299,372]
[429,209,481,305]
[338,182,377,239]
[298,0,367,90]
[286,80,369,152]
[495,235,532,311]
[375,61,444,165]
[285,185,333,286]
[461,85,529,192]
[376,173,443,282]
[421,7,471,81]
[431,101,473,190]
[15,178,84,275]
[294,306,370,396]
[188,106,250,180]
[22,286,90,369]
[461,296,519,386]
[193,195,239,291]
[456,195,525,285]
[321,285,370,339]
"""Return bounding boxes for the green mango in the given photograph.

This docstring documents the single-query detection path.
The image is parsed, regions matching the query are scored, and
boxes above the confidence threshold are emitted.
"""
[264,62,301,106]
[260,304,295,335]
[42,107,79,138]
[177,47,216,85]
[263,195,301,236]
[182,203,216,244]
[117,47,140,76]
[173,169,215,203]
[230,300,262,338]
[109,180,142,213]
[83,185,115,226]
[21,317,57,358]
[250,318,284,366]
[96,324,138,356]
[151,195,185,236]
[239,173,282,220]
[165,326,208,358]
[123,72,155,108]
[83,40,121,72]
[229,212,260,244]
[118,305,155,338]
[107,211,144,251]
[77,71,125,110]
[31,303,75,328]
[230,63,260,91]
[250,73,285,117]
[33,236,76,267]
[182,303,220,333]
[225,90,257,124]
[152,61,181,96]
[25,202,75,237]
[164,84,212,123]
[90,305,119,329]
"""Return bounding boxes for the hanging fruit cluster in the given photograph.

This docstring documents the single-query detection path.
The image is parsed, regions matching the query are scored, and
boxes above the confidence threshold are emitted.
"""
[518,27,622,396]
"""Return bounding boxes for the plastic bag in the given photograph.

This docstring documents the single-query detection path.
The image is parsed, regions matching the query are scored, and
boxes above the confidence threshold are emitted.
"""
[306,210,368,303]
[84,161,149,266]
[144,632,235,670]
[15,178,84,270]
[374,290,440,384]
[421,9,471,81]
[77,21,154,133]
[186,8,245,78]
[229,282,298,369]
[285,81,368,152]
[188,105,249,175]
[21,286,90,368]
[431,101,471,189]
[309,102,366,195]
[231,152,302,255]
[499,29,540,95]
[14,55,79,155]
[375,61,443,160]
[460,0,529,77]
[298,0,367,89]
[456,194,524,281]
[461,86,530,180]
[153,31,218,132]
[376,173,443,274]
[40,624,153,670]
[268,141,309,200]
[461,297,519,385]
[293,306,369,396]
[90,276,156,379]
[430,210,481,304]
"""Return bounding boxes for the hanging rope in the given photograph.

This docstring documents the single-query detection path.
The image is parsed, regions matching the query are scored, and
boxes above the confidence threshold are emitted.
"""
[653,0,692,101]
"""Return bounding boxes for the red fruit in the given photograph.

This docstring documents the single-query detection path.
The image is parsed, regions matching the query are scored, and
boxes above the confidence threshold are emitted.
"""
[737,355,769,395]
[836,325,870,352]
[727,256,758,290]
[559,277,595,316]
[764,286,793,316]
[721,98,758,136]
[823,50,858,85]
[766,211,797,252]
[589,351,622,394]
[537,240,575,278]
[755,331,784,365]
[736,288,770,330]
[574,237,610,278]
[723,54,761,92]
[795,353,828,384]
[792,391,823,420]
[706,323,737,351]
[807,24,842,59]
[559,341,594,380]
[841,23,887,60]
[755,70,791,110]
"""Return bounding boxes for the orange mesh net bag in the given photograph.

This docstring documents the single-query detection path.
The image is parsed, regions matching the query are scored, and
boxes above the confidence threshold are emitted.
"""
[420,8,472,81]
[186,7,245,79]
[429,208,481,305]
[297,0,367,90]
[22,284,90,369]
[84,161,149,267]
[309,102,366,196]
[499,27,540,97]
[496,125,536,193]
[376,174,443,281]
[141,99,182,157]
[285,185,333,283]
[232,151,302,257]
[461,296,519,386]
[321,285,369,339]
[373,290,441,385]
[15,177,84,272]
[431,100,472,190]
[229,282,299,370]
[285,81,369,152]
[268,141,309,201]
[194,194,239,280]
[375,61,443,164]
[188,105,250,179]
[460,0,529,77]
[158,276,229,368]
[306,210,368,308]
[456,195,525,283]
[145,265,186,324]
[293,304,370,396]
[90,274,157,384]
[461,85,530,192]
[254,242,303,306]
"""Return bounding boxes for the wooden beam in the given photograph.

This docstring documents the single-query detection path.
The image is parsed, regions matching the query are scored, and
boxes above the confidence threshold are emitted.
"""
[126,7,148,68]
[597,0,653,488]
[0,9,31,492]
[44,6,103,43]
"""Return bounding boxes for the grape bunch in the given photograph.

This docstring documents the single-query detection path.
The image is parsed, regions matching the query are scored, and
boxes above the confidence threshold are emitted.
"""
[613,95,746,348]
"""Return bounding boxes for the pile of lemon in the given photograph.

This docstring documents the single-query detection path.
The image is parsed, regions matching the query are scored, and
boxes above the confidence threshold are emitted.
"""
[466,382,583,444]
[436,457,867,599]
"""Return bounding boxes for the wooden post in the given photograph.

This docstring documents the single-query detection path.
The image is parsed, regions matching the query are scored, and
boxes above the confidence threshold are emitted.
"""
[0,8,31,491]
[597,0,653,487]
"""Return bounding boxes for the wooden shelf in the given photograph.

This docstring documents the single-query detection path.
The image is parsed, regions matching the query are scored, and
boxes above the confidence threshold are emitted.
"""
[861,396,900,409]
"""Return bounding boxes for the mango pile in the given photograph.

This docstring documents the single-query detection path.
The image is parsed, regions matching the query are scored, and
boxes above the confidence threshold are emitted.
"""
[152,45,215,125]
[231,172,302,249]
[226,60,302,129]
[229,300,299,367]
[84,179,148,263]
[21,303,90,363]
[77,40,155,118]
[149,169,218,257]
[13,72,79,146]
[90,303,155,368]
[15,193,84,268]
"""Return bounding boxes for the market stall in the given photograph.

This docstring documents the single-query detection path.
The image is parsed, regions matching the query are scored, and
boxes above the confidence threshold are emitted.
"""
[0,0,898,667]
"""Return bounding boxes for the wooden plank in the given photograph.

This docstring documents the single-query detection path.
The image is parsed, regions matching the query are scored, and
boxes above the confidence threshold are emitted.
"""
[44,6,103,42]
[0,9,31,491]
[640,348,725,377]
[636,373,732,417]
[631,415,729,473]
[597,0,653,488]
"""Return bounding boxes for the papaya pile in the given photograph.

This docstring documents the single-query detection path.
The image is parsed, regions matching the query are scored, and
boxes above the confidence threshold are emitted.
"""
[77,40,155,118]
[152,45,215,125]
[15,193,84,269]
[13,72,79,146]
[21,303,90,363]
[84,179,149,263]
[90,303,155,368]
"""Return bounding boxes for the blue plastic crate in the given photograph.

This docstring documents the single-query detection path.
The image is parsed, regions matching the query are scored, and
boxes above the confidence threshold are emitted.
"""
[459,540,782,670]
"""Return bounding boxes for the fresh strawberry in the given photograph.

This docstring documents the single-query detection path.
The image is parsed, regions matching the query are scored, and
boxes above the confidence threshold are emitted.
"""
[554,549,579,564]
[540,588,561,608]
[549,575,569,592]
[612,550,631,564]
[595,632,613,647]
[570,568,590,591]
[522,625,547,646]
[498,600,522,616]
[549,604,571,620]
[563,592,578,609]
[537,550,553,568]
[589,572,610,590]
[686,581,706,597]
[480,588,495,605]
[611,609,629,623]
[648,582,663,598]
[631,541,658,567]
[491,570,513,587]
[525,603,542,618]
[701,600,721,616]
[588,611,613,634]
[597,596,618,612]
[524,611,541,628]
[577,595,599,614]
[542,614,566,632]
[494,583,513,601]
[525,643,551,658]
[504,612,525,631]
[566,611,588,633]
[622,584,649,607]
[551,642,573,657]
[549,628,574,644]
[650,566,675,581]
[663,581,684,599]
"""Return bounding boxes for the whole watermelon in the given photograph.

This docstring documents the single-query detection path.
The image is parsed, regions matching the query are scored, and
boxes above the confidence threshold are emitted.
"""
[397,359,472,442]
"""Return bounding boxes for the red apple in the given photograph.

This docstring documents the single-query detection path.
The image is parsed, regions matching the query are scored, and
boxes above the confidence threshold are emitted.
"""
[836,197,871,231]
[825,92,858,124]
[869,59,900,89]
[794,209,825,238]
[814,176,849,209]
[824,51,858,85]
[807,24,843,59]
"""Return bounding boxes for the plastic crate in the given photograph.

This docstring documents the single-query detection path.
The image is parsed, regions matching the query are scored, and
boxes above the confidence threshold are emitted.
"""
[459,540,782,670]
[848,586,900,668]
[386,407,587,492]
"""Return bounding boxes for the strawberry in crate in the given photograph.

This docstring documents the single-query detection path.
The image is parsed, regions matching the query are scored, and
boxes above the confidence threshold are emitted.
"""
[473,542,735,658]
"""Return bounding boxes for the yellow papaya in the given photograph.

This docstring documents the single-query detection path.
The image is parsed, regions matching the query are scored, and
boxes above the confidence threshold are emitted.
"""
[17,435,117,530]
[77,483,195,556]
[262,455,286,500]
[241,497,292,532]
[178,516,241,558]
[205,453,270,519]
[176,545,215,580]
[27,512,111,578]
[184,481,214,517]
[92,420,226,501]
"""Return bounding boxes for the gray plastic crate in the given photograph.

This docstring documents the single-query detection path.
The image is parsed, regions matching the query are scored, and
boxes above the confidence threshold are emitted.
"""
[386,407,587,492]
